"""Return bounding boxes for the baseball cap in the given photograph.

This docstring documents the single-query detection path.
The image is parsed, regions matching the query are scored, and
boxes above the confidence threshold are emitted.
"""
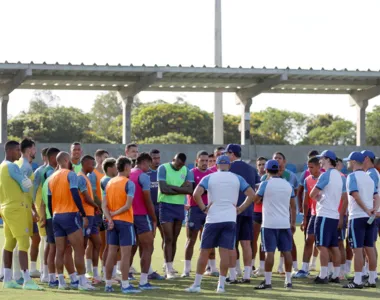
[343,151,365,163]
[216,155,231,165]
[222,144,242,155]
[361,150,376,160]
[316,150,337,161]
[265,159,279,171]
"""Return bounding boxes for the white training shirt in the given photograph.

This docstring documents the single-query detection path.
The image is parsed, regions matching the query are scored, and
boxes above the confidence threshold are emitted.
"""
[199,170,249,224]
[315,168,346,219]
[346,170,377,219]
[367,167,380,212]
[256,177,295,229]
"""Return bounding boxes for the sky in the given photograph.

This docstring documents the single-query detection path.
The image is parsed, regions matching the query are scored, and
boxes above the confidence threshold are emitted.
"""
[1,0,380,122]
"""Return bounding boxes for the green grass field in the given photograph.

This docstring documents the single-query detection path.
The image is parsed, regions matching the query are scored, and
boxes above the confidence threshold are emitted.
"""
[0,227,379,299]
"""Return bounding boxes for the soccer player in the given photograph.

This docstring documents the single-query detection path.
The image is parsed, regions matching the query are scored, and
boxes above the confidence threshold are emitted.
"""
[185,155,255,293]
[48,151,95,290]
[253,159,296,290]
[294,157,321,278]
[310,150,345,284]
[158,153,194,279]
[129,152,159,289]
[343,151,379,288]
[16,138,40,279]
[70,142,82,174]
[207,153,216,169]
[77,155,102,283]
[224,144,260,283]
[182,151,213,277]
[252,156,267,276]
[102,156,140,294]
[0,140,41,290]
[125,143,139,168]
[209,146,225,173]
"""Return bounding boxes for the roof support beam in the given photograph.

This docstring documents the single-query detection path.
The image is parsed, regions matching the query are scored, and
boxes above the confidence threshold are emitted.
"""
[118,72,163,97]
[0,69,32,97]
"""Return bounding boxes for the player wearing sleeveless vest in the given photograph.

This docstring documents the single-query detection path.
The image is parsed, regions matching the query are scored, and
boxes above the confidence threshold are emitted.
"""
[70,142,82,174]
[157,153,194,279]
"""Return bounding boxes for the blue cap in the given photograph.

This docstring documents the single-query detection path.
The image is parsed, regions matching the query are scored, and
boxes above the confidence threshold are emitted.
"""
[361,150,376,160]
[265,159,279,171]
[316,150,337,161]
[216,155,231,165]
[222,144,242,155]
[344,151,365,163]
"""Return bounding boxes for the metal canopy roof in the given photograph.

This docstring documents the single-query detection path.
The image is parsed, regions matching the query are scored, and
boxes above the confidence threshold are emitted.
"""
[1,62,380,96]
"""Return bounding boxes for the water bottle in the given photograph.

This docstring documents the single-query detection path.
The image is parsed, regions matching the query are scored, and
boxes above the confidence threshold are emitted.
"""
[367,214,376,225]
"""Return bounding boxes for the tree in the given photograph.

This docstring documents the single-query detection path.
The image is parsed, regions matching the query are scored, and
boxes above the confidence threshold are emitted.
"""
[28,90,60,114]
[139,132,196,144]
[366,105,380,146]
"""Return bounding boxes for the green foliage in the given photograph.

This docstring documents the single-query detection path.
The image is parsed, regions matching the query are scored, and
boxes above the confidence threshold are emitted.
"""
[366,105,380,146]
[139,132,197,144]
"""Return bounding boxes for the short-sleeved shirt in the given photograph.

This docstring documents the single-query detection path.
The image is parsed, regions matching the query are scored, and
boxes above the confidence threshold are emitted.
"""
[367,167,380,212]
[101,176,112,199]
[257,177,295,229]
[346,170,377,219]
[261,169,298,189]
[188,168,213,206]
[315,168,346,219]
[147,168,159,205]
[299,168,325,187]
[304,175,318,215]
[199,171,249,224]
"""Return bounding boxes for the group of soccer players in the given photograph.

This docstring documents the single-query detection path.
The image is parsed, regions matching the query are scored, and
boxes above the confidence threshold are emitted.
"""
[0,139,379,294]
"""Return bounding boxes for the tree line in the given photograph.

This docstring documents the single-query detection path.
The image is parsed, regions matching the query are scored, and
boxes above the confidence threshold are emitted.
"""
[8,90,380,145]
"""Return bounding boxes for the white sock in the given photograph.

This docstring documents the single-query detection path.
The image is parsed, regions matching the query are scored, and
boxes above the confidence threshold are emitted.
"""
[166,262,173,273]
[218,275,226,289]
[209,259,217,272]
[121,280,130,288]
[264,272,272,285]
[340,264,345,274]
[194,273,202,286]
[319,266,328,279]
[112,265,116,277]
[278,257,284,269]
[354,272,362,285]
[39,239,45,272]
[292,261,298,271]
[363,262,368,275]
[70,272,78,282]
[106,279,113,287]
[4,268,12,282]
[328,262,333,273]
[58,274,65,285]
[117,261,121,271]
[12,248,21,280]
[79,274,87,286]
[22,270,31,282]
[332,266,340,279]
[369,271,377,284]
[229,268,237,280]
[345,260,352,274]
[43,265,48,277]
[301,262,309,272]
[148,265,154,275]
[311,255,317,265]
[235,259,242,272]
[93,267,99,277]
[260,260,265,270]
[252,258,256,268]
[243,266,251,279]
[30,261,37,272]
[285,272,292,284]
[184,260,191,274]
[86,259,92,273]
[140,273,148,285]
[49,273,55,282]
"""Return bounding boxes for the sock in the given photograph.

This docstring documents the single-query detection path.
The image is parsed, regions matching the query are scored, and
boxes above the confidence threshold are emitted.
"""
[140,273,148,285]
[106,279,113,287]
[79,274,87,286]
[340,264,345,274]
[184,260,191,274]
[39,239,45,273]
[0,248,4,277]
[148,265,154,275]
[354,272,362,285]
[345,260,352,274]
[43,265,48,277]
[218,275,226,289]
[328,262,333,273]
[292,261,298,271]
[22,270,31,282]
[93,267,99,278]
[235,259,242,272]
[121,280,130,288]
[243,266,251,279]
[86,259,92,273]
[260,260,265,270]
[363,262,368,275]
[12,248,21,280]
[332,266,340,279]
[117,261,121,271]
[301,262,309,272]
[229,268,237,280]
[209,259,217,272]
[49,273,55,282]
[194,273,203,286]
[311,255,317,266]
[319,266,328,279]
[264,272,272,285]
[4,268,12,282]
[285,272,292,284]
[70,273,78,282]
[30,262,37,272]
[369,271,377,284]
[278,257,284,269]
[103,267,107,278]
[166,262,173,273]
[251,258,256,268]
[58,274,65,286]
[112,265,116,277]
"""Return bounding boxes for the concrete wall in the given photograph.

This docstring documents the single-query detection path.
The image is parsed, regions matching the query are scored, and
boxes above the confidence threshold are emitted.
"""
[4,143,380,171]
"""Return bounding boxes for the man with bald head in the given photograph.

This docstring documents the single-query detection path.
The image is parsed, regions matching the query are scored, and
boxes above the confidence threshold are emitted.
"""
[47,151,95,291]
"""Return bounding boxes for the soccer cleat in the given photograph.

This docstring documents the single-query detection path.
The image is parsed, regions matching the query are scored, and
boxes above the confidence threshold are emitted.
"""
[92,276,102,285]
[85,272,93,279]
[166,272,177,280]
[314,276,328,284]
[15,277,24,285]
[70,280,79,289]
[225,278,239,284]
[254,280,272,290]
[216,286,225,293]
[48,280,59,288]
[181,272,190,278]
[30,270,41,278]
[40,275,49,283]
[58,284,70,290]
[121,284,141,294]
[128,273,137,281]
[329,276,340,283]
[293,270,309,278]
[285,282,293,290]
[343,282,363,289]
[3,280,22,289]
[129,266,137,274]
[139,282,159,290]
[309,264,317,271]
[148,271,165,280]
[236,270,243,277]
[363,281,376,288]
[253,268,265,277]
[237,279,250,284]
[23,279,44,290]
[79,283,96,291]
[0,275,4,282]
[185,285,201,293]
[104,285,115,292]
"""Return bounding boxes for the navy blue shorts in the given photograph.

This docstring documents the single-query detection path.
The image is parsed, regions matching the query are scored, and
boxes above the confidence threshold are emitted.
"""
[200,222,236,250]
[94,213,106,231]
[107,220,136,247]
[159,202,184,224]
[315,216,339,248]
[53,212,82,238]
[253,212,262,225]
[134,215,153,235]
[236,215,253,241]
[46,219,55,244]
[348,217,375,248]
[307,215,316,235]
[187,206,206,231]
[338,216,347,241]
[261,228,292,252]
[32,222,39,234]
[154,205,160,226]
[83,216,99,237]
[374,218,380,241]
